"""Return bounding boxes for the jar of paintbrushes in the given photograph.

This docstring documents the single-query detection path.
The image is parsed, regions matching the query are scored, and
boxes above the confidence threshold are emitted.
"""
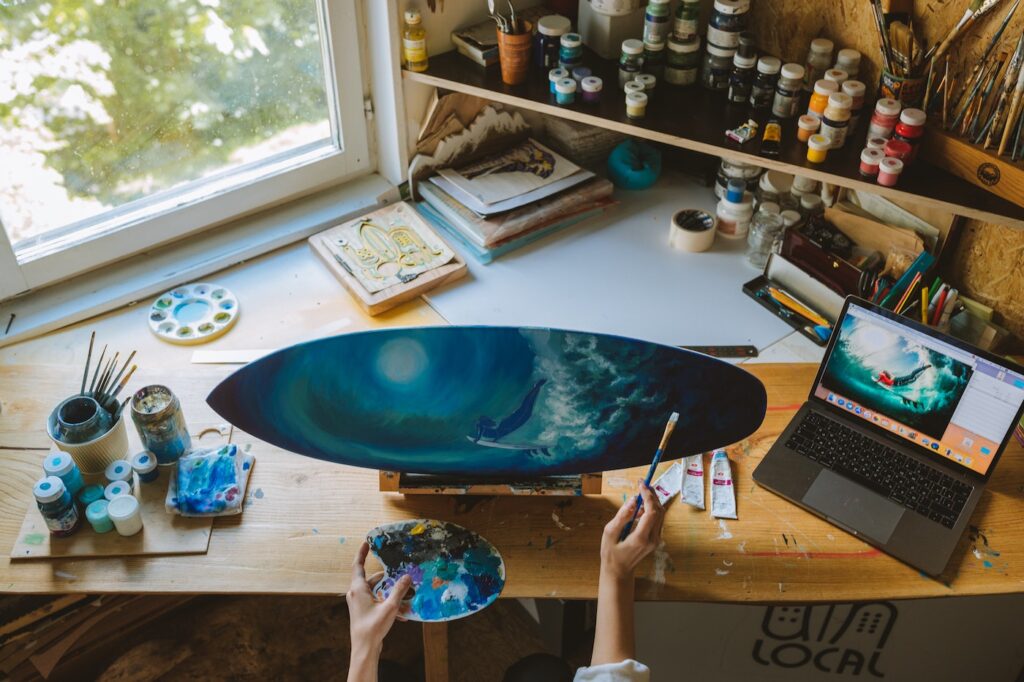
[491,0,532,85]
[46,332,137,475]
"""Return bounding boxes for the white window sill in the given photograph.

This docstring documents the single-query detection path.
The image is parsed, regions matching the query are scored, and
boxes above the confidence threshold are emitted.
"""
[0,173,397,349]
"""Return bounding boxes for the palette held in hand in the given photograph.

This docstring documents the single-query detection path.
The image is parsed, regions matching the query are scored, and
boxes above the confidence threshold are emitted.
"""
[149,283,239,344]
[367,519,505,622]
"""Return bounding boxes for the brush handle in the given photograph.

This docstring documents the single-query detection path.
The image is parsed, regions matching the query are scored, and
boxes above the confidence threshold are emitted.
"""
[619,448,665,541]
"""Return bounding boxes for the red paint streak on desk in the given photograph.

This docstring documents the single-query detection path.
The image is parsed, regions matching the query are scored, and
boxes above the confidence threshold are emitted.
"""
[767,403,804,412]
[746,549,883,559]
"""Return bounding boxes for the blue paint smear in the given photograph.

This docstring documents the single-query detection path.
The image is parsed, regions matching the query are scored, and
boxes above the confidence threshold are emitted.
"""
[175,445,242,515]
[983,560,993,568]
[206,328,767,476]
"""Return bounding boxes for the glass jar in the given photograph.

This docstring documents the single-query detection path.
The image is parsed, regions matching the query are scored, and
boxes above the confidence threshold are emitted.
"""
[702,43,736,91]
[747,211,784,269]
[727,52,757,103]
[802,38,833,91]
[644,0,672,47]
[707,0,750,50]
[34,476,81,538]
[559,32,583,69]
[772,63,805,118]
[534,15,571,70]
[619,38,645,88]
[52,395,112,444]
[665,35,700,86]
[673,0,701,40]
[130,384,191,464]
[644,41,666,79]
[749,56,781,109]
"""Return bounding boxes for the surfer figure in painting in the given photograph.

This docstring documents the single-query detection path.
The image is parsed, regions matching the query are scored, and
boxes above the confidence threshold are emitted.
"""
[873,364,931,408]
[469,379,551,457]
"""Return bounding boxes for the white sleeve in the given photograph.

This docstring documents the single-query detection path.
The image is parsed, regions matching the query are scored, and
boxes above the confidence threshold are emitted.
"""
[573,659,650,682]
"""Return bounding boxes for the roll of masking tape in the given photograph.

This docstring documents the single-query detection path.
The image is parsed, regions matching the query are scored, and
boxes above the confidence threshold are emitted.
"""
[669,210,716,253]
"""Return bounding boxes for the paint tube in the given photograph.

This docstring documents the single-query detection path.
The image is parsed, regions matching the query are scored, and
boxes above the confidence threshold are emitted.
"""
[652,461,683,505]
[710,449,737,519]
[681,453,705,510]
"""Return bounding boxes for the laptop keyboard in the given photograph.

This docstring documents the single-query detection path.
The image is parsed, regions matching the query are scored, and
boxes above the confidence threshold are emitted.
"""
[786,412,973,529]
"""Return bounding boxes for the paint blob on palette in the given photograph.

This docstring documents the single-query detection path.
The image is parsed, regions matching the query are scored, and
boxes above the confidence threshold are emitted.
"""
[149,283,239,345]
[206,327,767,476]
[368,519,505,622]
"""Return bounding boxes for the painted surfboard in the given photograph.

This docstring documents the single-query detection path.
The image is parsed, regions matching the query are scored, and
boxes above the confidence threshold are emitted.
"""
[206,327,767,476]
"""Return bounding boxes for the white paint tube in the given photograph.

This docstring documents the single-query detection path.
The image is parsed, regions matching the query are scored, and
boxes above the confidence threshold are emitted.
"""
[652,461,683,505]
[710,449,737,519]
[681,453,705,510]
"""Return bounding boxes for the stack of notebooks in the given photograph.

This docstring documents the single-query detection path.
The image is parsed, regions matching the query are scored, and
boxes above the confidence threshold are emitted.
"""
[417,138,616,263]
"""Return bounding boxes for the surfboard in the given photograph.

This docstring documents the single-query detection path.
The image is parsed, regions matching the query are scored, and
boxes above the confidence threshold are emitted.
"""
[206,327,767,476]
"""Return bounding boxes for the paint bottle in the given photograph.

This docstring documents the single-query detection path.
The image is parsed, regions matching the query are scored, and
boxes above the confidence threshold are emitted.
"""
[749,56,781,109]
[716,180,754,239]
[802,38,833,91]
[571,66,592,85]
[636,73,657,93]
[559,32,583,70]
[797,114,820,142]
[86,499,114,534]
[819,92,851,149]
[665,35,700,86]
[884,137,912,162]
[673,0,701,40]
[131,451,160,483]
[77,484,105,509]
[706,0,749,50]
[42,451,84,499]
[859,148,884,177]
[893,107,926,162]
[555,77,577,105]
[771,63,805,119]
[643,0,672,47]
[701,43,735,91]
[105,458,132,484]
[549,67,569,94]
[104,480,132,501]
[842,80,866,128]
[868,98,901,139]
[866,135,888,151]
[625,90,648,119]
[618,39,645,88]
[834,48,861,80]
[581,76,603,104]
[401,10,428,73]
[34,476,81,537]
[823,68,848,88]
[643,41,666,79]
[534,15,571,70]
[107,494,144,537]
[624,80,645,96]
[807,79,838,119]
[130,385,191,465]
[806,134,830,163]
[727,52,757,104]
[877,157,904,186]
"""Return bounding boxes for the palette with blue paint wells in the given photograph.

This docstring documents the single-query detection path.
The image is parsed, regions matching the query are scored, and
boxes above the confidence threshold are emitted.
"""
[149,283,239,345]
[368,519,505,622]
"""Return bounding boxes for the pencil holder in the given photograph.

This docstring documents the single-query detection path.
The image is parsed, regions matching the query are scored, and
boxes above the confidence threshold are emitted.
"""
[497,22,533,86]
[878,70,924,108]
[47,396,129,475]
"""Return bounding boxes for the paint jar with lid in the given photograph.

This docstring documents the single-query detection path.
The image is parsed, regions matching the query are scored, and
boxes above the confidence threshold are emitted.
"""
[702,43,735,91]
[107,494,143,537]
[34,475,81,537]
[559,32,583,70]
[834,48,861,80]
[581,76,603,103]
[665,35,700,86]
[859,147,884,177]
[800,193,824,219]
[106,458,132,484]
[77,484,105,509]
[749,56,781,109]
[130,385,191,465]
[806,134,830,163]
[781,209,802,230]
[104,480,132,500]
[571,66,592,86]
[707,0,750,50]
[883,138,912,162]
[131,450,160,483]
[673,0,701,40]
[746,211,784,269]
[86,499,114,533]
[644,42,666,79]
[619,39,645,88]
[643,0,672,47]
[868,98,901,139]
[624,80,645,96]
[717,184,755,239]
[555,77,577,105]
[823,68,848,88]
[842,80,866,128]
[636,73,657,92]
[43,451,84,499]
[728,51,757,104]
[716,158,762,199]
[797,114,820,142]
[772,63,805,118]
[534,15,571,70]
[758,201,780,214]
[820,92,852,149]
[549,67,569,94]
[626,90,648,119]
[877,157,904,186]
[807,79,838,119]
[802,38,834,91]
[866,135,888,150]
[894,107,926,162]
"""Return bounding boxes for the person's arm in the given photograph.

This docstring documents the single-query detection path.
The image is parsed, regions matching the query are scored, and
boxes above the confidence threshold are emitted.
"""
[591,481,665,667]
[346,541,412,682]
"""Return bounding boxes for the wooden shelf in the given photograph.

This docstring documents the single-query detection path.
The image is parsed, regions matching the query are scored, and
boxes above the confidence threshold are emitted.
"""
[404,49,1024,230]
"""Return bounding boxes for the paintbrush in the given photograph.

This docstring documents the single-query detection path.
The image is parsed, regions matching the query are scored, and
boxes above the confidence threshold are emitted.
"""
[951,0,1021,128]
[871,0,896,73]
[94,355,117,401]
[620,411,680,541]
[104,350,136,400]
[80,331,95,396]
[999,37,1024,153]
[107,364,137,405]
[88,345,107,395]
[982,38,1022,147]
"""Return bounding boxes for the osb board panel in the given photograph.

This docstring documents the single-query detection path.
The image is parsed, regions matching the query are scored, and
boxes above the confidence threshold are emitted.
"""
[10,470,212,560]
[950,219,1024,341]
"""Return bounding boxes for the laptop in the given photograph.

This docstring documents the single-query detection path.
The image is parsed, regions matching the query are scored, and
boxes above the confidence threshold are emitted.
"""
[753,296,1024,575]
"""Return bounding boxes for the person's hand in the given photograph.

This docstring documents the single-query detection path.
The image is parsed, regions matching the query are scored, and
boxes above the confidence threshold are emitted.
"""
[600,481,665,582]
[347,541,412,669]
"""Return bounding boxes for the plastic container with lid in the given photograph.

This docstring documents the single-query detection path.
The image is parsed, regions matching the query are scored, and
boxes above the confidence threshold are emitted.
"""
[559,32,583,69]
[800,193,824,217]
[707,0,750,49]
[673,0,701,40]
[626,90,649,119]
[718,179,755,239]
[758,201,781,214]
[894,107,926,162]
[106,459,132,483]
[581,76,604,103]
[842,80,866,125]
[883,138,913,161]
[624,80,645,95]
[107,494,144,537]
[643,41,666,78]
[859,147,884,177]
[549,67,569,94]
[868,97,902,139]
[781,209,802,229]
[86,499,114,533]
[823,68,848,87]
[806,134,830,163]
[43,451,84,498]
[619,39,645,88]
[534,15,572,70]
[834,48,861,80]
[797,114,820,141]
[747,211,785,269]
[803,38,834,91]
[636,73,657,92]
[131,450,160,483]
[555,77,577,105]
[104,480,132,500]
[820,91,852,149]
[644,0,672,47]
[866,135,888,150]
[749,56,781,109]
[572,66,592,84]
[772,63,805,118]
[665,35,700,86]
[727,52,757,103]
[877,157,904,186]
[702,43,736,91]
[77,484,105,508]
[807,79,838,119]
[34,476,81,537]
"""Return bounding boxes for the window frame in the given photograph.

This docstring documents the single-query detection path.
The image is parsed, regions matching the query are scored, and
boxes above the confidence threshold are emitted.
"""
[0,0,371,299]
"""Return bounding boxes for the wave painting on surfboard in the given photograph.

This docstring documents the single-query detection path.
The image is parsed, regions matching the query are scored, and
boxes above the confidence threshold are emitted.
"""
[206,327,767,476]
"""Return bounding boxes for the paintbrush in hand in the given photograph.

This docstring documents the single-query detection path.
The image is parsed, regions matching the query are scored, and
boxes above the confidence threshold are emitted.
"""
[620,411,680,541]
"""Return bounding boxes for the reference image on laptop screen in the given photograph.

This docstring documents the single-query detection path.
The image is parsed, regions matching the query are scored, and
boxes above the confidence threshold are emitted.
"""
[812,302,1024,476]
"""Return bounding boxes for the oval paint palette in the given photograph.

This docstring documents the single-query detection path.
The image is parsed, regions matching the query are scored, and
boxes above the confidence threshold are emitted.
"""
[368,519,505,623]
[149,283,239,345]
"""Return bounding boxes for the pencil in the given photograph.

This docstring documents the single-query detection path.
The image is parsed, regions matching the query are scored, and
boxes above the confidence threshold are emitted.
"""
[620,411,680,541]
[768,287,830,328]
[895,272,922,313]
[921,287,929,323]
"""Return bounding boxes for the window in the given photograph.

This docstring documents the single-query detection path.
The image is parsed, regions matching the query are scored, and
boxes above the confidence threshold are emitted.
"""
[0,0,369,299]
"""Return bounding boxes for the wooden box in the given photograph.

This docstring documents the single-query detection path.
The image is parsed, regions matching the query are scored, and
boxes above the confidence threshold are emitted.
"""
[919,127,1024,209]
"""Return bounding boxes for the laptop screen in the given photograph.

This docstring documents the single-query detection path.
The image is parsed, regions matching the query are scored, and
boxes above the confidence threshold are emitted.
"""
[812,301,1024,476]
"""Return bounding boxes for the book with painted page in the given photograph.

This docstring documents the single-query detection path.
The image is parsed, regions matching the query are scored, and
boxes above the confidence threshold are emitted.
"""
[419,177,616,248]
[430,138,594,216]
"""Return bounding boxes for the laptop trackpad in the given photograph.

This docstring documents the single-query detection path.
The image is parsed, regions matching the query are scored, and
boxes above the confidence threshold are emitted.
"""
[802,470,904,543]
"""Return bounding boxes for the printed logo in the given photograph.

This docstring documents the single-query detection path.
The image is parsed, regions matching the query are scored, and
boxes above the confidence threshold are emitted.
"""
[977,163,1000,186]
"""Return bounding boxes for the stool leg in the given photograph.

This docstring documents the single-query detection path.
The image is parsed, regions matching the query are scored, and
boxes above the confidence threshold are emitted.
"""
[423,621,449,682]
